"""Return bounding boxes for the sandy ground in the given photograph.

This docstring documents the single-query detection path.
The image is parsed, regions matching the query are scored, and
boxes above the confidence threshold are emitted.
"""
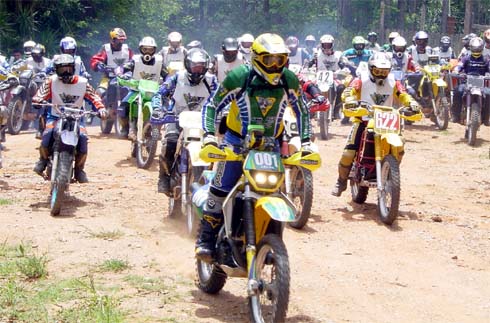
[0,117,489,323]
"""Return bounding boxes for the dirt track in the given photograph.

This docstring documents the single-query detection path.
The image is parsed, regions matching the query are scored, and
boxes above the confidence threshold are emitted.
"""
[0,118,489,323]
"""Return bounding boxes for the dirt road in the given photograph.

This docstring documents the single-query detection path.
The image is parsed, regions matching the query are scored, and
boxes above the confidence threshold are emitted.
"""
[0,119,489,323]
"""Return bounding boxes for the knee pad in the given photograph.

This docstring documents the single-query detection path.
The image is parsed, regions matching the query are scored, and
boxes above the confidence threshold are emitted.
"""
[340,149,356,168]
[203,188,226,218]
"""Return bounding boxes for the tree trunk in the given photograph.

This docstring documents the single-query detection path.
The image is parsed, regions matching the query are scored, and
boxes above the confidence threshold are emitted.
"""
[379,0,386,42]
[464,0,472,34]
[420,0,426,30]
[398,0,406,35]
[441,0,449,33]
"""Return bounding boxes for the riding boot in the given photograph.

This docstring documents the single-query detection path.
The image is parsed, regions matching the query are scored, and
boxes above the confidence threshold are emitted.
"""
[195,212,223,263]
[128,120,137,141]
[74,153,89,183]
[35,115,45,140]
[33,146,50,177]
[331,164,350,197]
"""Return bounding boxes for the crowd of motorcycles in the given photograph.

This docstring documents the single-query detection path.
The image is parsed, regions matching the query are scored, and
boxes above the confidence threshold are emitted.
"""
[0,34,489,323]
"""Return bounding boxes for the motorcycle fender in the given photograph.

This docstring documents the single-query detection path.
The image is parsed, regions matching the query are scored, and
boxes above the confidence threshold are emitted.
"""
[187,141,210,166]
[432,80,446,97]
[470,88,482,96]
[10,86,26,97]
[381,133,403,147]
[254,196,294,242]
[60,130,78,147]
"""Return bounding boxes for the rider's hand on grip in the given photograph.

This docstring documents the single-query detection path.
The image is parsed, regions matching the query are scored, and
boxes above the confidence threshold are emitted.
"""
[96,63,106,73]
[202,133,218,148]
[409,101,421,112]
[33,100,48,109]
[301,141,315,154]
[98,108,108,120]
[312,95,326,104]
[343,99,358,110]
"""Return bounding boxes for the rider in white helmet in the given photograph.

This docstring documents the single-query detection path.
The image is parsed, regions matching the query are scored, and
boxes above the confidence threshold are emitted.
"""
[159,31,187,76]
[238,33,254,63]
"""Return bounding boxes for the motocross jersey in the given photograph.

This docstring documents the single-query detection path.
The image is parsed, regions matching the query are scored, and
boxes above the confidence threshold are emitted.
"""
[366,43,381,52]
[342,48,372,68]
[458,48,470,60]
[46,55,87,76]
[409,47,432,68]
[432,47,455,63]
[132,54,164,81]
[455,55,490,75]
[202,64,311,142]
[26,57,51,73]
[388,52,414,72]
[288,49,308,65]
[317,51,342,71]
[104,43,130,68]
[160,46,186,73]
[214,53,245,83]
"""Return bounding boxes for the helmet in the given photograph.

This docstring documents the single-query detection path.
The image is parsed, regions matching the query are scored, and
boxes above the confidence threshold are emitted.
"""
[352,36,366,54]
[367,31,378,43]
[469,37,484,58]
[31,44,45,63]
[415,31,429,49]
[187,40,203,50]
[388,32,400,44]
[139,36,157,63]
[251,33,289,85]
[184,48,210,85]
[440,36,451,51]
[239,33,254,54]
[483,29,490,45]
[392,36,407,59]
[305,35,316,47]
[110,28,126,51]
[221,37,239,63]
[368,52,392,85]
[285,36,299,56]
[23,40,36,56]
[320,34,335,54]
[462,33,477,49]
[60,36,77,55]
[168,31,182,49]
[54,54,75,83]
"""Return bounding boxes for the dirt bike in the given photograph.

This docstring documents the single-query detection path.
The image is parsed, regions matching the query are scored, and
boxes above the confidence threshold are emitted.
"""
[117,77,159,168]
[192,125,321,322]
[156,108,209,233]
[100,64,127,136]
[405,55,450,130]
[38,103,99,216]
[6,69,43,135]
[451,73,490,146]
[345,101,422,225]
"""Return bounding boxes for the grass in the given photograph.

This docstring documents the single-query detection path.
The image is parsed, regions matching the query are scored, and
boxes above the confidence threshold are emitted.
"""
[0,198,13,205]
[88,229,124,240]
[123,275,168,293]
[99,259,130,273]
[17,254,48,279]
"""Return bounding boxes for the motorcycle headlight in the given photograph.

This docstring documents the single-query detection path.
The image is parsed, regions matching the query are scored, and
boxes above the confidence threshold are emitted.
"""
[249,170,284,192]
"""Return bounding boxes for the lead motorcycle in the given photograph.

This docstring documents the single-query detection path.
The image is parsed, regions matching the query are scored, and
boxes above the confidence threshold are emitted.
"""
[345,101,422,225]
[192,125,321,322]
[99,64,127,136]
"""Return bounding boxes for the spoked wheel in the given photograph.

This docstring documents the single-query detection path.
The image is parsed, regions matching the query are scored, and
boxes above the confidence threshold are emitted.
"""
[351,178,369,204]
[115,116,129,138]
[168,196,182,218]
[249,234,290,323]
[467,103,480,146]
[318,111,329,140]
[7,96,26,135]
[100,115,114,134]
[287,167,313,229]
[186,166,205,236]
[377,155,401,225]
[50,151,73,216]
[195,256,227,294]
[434,91,449,130]
[136,122,157,169]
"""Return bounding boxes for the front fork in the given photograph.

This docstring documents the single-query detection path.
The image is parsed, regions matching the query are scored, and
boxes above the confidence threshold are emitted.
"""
[179,147,189,209]
[243,182,259,296]
[374,134,383,193]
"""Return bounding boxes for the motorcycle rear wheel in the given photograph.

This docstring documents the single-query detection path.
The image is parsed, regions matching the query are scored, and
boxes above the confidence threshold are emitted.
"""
[351,178,369,204]
[249,234,290,323]
[115,116,129,138]
[434,91,449,130]
[287,167,313,229]
[50,151,72,216]
[100,117,114,134]
[136,122,157,169]
[7,96,26,135]
[467,103,480,146]
[377,155,400,225]
[195,239,227,294]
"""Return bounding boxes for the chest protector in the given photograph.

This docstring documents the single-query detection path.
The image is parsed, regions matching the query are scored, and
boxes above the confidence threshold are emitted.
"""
[50,76,87,116]
[412,48,431,66]
[288,50,303,65]
[360,73,395,107]
[172,72,212,113]
[391,54,409,72]
[163,47,185,66]
[317,51,342,71]
[132,54,163,81]
[216,54,244,83]
[438,48,453,59]
[104,43,130,68]
[27,57,50,73]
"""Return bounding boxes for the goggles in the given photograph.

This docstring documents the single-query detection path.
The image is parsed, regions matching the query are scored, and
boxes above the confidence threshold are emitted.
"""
[241,42,252,49]
[393,46,406,53]
[63,49,76,55]
[56,65,74,75]
[354,44,365,51]
[256,53,288,68]
[321,43,333,50]
[140,46,155,55]
[371,67,390,78]
[189,62,207,74]
[111,38,124,45]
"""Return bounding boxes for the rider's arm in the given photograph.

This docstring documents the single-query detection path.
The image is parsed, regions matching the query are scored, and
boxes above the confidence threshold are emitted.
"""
[284,70,311,142]
[341,78,361,103]
[122,60,135,75]
[157,74,178,98]
[406,56,416,72]
[32,78,53,103]
[393,80,416,106]
[83,79,105,110]
[89,46,108,72]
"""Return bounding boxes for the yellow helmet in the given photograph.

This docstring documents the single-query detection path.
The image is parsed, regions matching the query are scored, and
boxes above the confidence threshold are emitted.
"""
[251,33,289,85]
[109,28,127,40]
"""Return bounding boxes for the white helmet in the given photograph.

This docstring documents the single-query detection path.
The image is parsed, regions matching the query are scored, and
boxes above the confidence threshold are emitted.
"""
[139,36,157,62]
[239,33,254,54]
[320,34,335,54]
[23,40,36,56]
[368,52,392,85]
[392,36,407,59]
[168,31,182,43]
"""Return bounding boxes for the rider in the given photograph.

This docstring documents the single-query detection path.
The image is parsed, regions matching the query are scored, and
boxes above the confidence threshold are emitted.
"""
[285,36,309,66]
[389,36,416,72]
[195,33,313,262]
[44,37,90,78]
[432,36,455,64]
[382,32,400,52]
[154,48,218,195]
[342,36,372,73]
[366,32,381,52]
[26,44,51,73]
[120,36,166,140]
[304,34,317,60]
[408,31,432,69]
[90,28,133,98]
[458,33,477,59]
[331,52,420,197]
[32,54,108,183]
[238,33,254,63]
[452,37,490,124]
[482,29,490,59]
[159,31,187,75]
[23,40,36,58]
[210,37,245,84]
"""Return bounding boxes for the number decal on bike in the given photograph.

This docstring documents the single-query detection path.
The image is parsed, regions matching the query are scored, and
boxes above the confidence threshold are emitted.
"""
[245,151,284,172]
[254,152,278,168]
[375,110,400,132]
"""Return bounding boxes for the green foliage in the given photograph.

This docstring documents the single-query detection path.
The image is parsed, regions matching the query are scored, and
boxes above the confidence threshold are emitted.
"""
[99,259,130,273]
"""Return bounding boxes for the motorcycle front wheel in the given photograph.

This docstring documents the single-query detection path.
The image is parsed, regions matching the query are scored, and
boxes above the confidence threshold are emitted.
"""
[115,116,129,138]
[467,103,480,146]
[186,166,205,236]
[434,90,449,130]
[351,178,369,204]
[249,234,290,323]
[318,111,329,140]
[287,166,313,229]
[377,155,401,225]
[136,122,157,169]
[7,96,26,135]
[50,151,73,216]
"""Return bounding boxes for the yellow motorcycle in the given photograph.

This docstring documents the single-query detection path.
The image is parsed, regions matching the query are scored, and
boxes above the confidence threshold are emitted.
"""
[192,125,321,322]
[345,101,422,225]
